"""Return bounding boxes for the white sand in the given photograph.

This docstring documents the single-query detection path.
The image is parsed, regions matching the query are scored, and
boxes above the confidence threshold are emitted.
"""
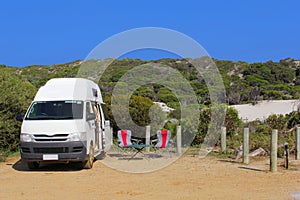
[232,99,300,122]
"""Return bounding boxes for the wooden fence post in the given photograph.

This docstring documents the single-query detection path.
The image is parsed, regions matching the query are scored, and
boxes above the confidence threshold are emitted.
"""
[243,128,249,164]
[221,126,226,153]
[284,142,289,169]
[146,126,150,152]
[110,127,113,146]
[176,126,182,154]
[296,127,300,160]
[270,129,278,172]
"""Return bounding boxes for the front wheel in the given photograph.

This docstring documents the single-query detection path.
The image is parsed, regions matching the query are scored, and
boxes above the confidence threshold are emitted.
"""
[83,146,94,169]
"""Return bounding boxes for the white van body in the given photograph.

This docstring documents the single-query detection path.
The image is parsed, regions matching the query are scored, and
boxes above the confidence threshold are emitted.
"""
[20,78,110,169]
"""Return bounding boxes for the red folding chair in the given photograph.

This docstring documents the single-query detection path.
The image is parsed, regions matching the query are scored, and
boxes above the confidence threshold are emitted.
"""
[151,130,173,157]
[118,130,134,147]
[117,130,147,160]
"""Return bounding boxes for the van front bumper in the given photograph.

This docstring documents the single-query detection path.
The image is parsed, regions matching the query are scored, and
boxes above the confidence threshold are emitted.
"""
[20,141,87,162]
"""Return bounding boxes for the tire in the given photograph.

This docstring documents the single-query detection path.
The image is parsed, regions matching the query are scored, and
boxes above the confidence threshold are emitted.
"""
[95,151,106,160]
[83,146,94,169]
[27,161,39,170]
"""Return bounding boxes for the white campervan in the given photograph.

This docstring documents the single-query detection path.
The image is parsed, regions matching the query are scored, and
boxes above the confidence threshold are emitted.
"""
[19,78,110,169]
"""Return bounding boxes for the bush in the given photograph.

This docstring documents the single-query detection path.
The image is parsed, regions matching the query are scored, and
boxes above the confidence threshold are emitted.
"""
[0,70,36,152]
[191,105,241,146]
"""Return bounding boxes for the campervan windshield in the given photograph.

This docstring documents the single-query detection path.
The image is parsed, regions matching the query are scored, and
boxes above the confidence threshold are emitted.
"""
[25,100,83,120]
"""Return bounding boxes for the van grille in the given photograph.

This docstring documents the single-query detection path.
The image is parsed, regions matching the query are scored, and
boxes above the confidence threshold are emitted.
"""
[33,134,69,142]
[33,147,69,154]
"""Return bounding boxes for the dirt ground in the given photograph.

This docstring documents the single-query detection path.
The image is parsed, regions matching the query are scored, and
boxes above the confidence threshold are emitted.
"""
[1,152,300,200]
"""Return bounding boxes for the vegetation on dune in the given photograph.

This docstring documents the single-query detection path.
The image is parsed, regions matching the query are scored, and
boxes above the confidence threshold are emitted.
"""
[1,57,300,160]
[0,70,36,153]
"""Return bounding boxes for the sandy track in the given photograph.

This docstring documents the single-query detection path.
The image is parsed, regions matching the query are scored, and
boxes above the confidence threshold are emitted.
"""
[1,155,300,200]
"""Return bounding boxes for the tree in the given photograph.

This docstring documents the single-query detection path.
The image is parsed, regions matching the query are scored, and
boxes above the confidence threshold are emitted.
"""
[266,114,287,131]
[103,94,156,138]
[0,70,36,152]
[192,105,241,146]
[224,106,242,137]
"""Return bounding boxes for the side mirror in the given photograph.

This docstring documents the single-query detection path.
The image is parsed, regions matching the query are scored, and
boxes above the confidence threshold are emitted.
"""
[86,113,96,121]
[16,114,24,122]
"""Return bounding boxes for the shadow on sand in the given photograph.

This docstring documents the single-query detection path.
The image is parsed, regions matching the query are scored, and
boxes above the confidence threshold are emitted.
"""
[12,159,86,172]
[107,152,163,160]
[218,159,266,172]
[238,166,265,172]
[217,159,239,164]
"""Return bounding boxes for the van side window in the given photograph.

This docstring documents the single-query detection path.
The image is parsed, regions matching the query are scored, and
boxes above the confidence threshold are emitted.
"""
[92,102,101,123]
[86,102,93,118]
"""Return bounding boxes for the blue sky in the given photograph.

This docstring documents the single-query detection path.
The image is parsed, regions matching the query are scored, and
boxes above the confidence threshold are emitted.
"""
[0,0,299,66]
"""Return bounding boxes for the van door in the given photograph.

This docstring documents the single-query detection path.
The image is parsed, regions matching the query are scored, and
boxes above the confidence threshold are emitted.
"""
[92,102,102,151]
[85,102,96,152]
[99,105,108,151]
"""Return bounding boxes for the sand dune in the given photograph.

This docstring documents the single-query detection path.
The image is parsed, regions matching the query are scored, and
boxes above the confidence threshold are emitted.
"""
[232,100,300,122]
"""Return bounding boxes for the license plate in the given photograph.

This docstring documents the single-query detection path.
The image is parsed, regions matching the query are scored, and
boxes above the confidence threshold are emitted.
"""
[43,154,58,160]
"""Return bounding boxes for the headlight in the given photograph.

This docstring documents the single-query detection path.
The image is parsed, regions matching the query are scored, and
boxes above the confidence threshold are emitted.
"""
[68,132,86,142]
[20,133,33,142]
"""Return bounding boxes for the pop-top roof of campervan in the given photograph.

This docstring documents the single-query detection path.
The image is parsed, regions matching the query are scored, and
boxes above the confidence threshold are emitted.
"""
[34,78,103,103]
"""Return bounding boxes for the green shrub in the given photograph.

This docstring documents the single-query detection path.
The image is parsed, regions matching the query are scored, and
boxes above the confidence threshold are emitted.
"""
[0,71,36,152]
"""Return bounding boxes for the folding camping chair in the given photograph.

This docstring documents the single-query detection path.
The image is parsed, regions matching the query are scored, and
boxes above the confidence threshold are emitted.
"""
[117,130,149,160]
[151,130,174,157]
[118,130,135,147]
